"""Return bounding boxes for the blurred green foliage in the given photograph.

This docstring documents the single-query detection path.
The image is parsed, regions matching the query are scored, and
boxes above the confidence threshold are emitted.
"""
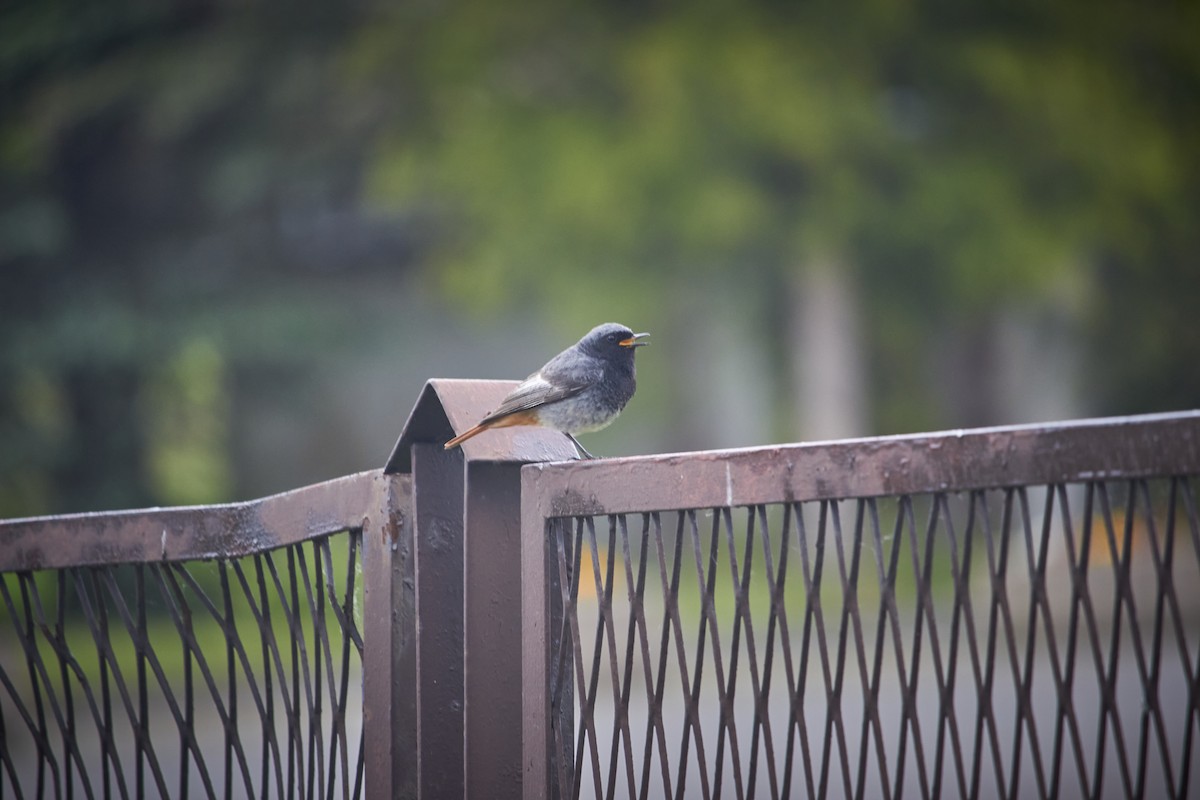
[365,1,1196,300]
[1,0,1198,515]
[142,339,231,505]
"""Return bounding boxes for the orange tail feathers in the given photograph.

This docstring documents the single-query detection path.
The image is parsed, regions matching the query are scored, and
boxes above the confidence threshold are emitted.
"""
[444,424,488,450]
[444,409,541,449]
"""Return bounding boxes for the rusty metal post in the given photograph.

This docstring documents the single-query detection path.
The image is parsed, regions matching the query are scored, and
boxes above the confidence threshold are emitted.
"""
[411,441,466,797]
[463,460,525,791]
[362,471,417,799]
[521,486,573,799]
[385,380,575,800]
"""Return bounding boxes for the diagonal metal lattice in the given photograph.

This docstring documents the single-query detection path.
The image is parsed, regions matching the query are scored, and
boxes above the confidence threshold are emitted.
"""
[0,531,364,800]
[548,478,1200,800]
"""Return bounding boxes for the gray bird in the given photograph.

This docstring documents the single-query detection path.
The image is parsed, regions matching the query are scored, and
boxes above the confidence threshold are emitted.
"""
[443,322,650,458]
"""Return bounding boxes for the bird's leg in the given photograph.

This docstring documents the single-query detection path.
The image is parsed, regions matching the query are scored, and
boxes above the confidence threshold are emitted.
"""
[566,433,597,460]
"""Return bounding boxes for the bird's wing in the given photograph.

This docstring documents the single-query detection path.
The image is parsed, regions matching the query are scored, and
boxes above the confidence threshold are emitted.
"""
[481,364,599,423]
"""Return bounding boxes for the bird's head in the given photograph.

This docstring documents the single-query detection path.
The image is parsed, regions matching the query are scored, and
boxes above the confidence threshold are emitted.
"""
[579,322,650,359]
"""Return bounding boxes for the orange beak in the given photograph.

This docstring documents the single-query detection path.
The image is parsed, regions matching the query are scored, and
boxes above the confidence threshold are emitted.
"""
[619,332,651,348]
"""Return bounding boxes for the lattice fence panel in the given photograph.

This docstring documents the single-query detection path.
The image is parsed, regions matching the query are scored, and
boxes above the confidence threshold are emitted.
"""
[549,478,1200,800]
[0,531,364,800]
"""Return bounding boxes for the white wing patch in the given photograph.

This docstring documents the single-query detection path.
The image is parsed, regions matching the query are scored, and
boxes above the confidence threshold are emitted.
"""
[519,374,552,394]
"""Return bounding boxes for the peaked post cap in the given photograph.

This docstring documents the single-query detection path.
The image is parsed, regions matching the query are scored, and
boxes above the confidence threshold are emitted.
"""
[383,379,578,473]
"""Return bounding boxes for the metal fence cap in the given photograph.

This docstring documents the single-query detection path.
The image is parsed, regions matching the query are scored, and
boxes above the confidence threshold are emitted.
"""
[384,378,578,473]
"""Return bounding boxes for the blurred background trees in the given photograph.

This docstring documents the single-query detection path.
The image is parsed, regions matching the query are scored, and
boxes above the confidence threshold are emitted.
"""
[2,0,1197,516]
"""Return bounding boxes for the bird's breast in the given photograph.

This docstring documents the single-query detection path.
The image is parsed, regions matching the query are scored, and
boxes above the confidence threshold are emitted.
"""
[539,371,636,434]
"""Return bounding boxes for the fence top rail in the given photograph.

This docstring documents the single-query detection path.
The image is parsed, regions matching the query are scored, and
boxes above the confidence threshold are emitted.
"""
[522,410,1200,518]
[0,469,387,573]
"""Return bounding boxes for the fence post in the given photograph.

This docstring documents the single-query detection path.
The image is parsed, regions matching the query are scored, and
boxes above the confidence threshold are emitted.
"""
[362,471,416,799]
[384,380,576,800]
[521,487,574,799]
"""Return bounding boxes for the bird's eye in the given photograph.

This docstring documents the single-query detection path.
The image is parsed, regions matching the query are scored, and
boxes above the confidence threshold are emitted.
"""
[607,333,617,342]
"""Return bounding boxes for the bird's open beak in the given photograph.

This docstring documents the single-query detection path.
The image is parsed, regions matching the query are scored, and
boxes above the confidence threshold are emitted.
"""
[619,332,651,348]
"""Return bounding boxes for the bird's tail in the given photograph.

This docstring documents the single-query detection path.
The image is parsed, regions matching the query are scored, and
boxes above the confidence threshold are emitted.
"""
[444,424,488,450]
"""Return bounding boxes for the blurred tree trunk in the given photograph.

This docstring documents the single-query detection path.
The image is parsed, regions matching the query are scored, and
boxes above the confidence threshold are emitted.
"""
[934,315,1000,428]
[994,304,1083,425]
[668,279,775,450]
[788,261,868,441]
[932,300,1083,430]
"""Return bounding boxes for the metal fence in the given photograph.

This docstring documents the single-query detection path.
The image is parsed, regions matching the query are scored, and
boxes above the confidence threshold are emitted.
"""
[0,471,380,800]
[0,536,363,799]
[2,379,1198,800]
[522,412,1200,800]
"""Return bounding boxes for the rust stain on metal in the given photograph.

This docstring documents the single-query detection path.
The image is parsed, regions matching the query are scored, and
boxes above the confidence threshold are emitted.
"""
[549,489,606,518]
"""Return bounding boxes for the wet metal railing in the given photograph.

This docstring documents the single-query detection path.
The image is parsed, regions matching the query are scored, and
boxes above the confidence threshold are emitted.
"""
[0,471,382,799]
[521,412,1200,800]
[3,387,1198,800]
[0,378,545,800]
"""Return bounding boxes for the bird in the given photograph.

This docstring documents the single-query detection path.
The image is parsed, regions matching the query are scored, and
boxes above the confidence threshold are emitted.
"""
[444,322,650,458]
